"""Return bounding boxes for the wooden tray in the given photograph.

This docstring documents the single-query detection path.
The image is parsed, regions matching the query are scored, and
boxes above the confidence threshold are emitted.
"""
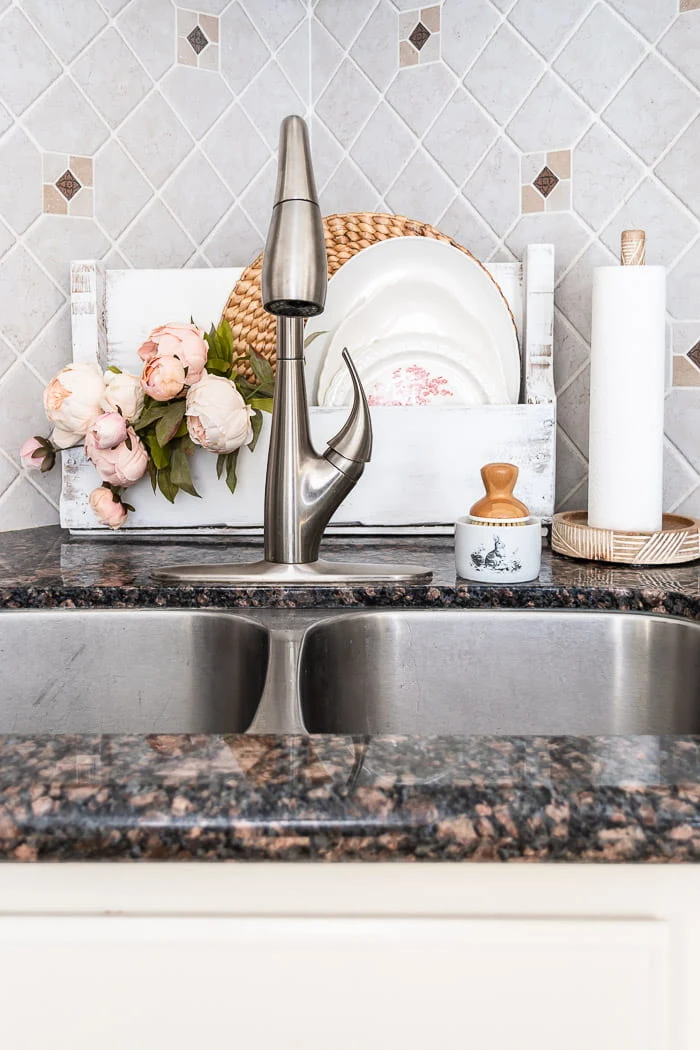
[551,511,700,565]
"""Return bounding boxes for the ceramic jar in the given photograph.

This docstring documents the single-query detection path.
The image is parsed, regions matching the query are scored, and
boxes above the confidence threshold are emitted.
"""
[455,515,542,583]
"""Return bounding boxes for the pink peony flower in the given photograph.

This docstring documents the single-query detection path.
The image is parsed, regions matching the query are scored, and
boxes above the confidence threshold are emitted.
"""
[140,355,186,402]
[186,373,253,454]
[88,412,128,450]
[43,363,105,436]
[89,486,128,529]
[138,323,208,385]
[85,426,148,487]
[19,437,45,471]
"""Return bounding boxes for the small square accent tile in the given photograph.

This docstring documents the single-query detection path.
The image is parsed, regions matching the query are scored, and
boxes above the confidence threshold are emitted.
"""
[42,184,67,216]
[399,7,441,65]
[399,40,419,67]
[421,6,441,33]
[522,184,544,213]
[673,355,700,386]
[547,149,571,179]
[42,153,93,216]
[177,9,219,69]
[688,341,700,369]
[680,0,700,11]
[521,149,572,214]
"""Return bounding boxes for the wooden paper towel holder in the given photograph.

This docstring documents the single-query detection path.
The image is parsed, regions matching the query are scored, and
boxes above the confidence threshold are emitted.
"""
[551,511,700,566]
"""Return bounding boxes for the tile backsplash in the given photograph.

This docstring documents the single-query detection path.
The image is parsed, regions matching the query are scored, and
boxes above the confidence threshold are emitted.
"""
[1,0,699,530]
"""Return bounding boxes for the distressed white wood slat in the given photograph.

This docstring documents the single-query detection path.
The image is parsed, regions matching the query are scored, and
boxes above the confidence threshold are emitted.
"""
[62,250,556,532]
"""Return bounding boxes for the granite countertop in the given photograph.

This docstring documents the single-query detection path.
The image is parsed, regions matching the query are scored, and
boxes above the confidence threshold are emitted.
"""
[0,525,698,863]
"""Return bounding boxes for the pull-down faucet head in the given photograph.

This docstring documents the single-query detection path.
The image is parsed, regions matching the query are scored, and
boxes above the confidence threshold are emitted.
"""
[261,115,327,318]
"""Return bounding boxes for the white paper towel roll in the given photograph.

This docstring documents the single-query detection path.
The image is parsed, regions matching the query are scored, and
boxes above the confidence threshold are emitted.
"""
[587,265,666,533]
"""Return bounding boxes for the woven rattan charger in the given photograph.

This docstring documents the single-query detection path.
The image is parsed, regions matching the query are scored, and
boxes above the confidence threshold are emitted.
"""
[221,212,511,378]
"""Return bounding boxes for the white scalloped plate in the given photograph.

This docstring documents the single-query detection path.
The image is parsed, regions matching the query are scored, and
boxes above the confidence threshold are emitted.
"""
[305,237,520,405]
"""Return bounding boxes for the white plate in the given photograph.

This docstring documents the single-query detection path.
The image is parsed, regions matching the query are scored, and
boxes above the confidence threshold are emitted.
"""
[317,279,509,405]
[304,237,520,404]
[322,333,492,408]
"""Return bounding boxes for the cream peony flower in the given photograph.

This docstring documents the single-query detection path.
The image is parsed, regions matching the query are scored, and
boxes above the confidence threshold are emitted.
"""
[50,426,84,449]
[89,486,128,529]
[43,363,105,436]
[141,355,186,402]
[138,322,208,386]
[101,370,144,422]
[186,373,253,454]
[84,426,149,487]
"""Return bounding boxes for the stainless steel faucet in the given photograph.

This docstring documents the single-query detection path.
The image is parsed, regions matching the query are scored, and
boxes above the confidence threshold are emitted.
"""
[155,116,431,586]
[262,116,373,566]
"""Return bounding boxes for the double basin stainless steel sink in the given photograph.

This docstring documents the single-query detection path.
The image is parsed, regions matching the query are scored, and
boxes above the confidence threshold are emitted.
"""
[0,608,699,735]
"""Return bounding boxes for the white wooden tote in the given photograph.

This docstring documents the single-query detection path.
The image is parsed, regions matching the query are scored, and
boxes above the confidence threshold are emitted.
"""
[61,245,556,535]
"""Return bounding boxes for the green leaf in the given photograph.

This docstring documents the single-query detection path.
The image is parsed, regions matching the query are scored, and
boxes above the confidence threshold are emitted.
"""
[249,396,274,414]
[248,408,263,453]
[216,453,226,480]
[106,365,122,374]
[147,458,157,493]
[174,419,188,439]
[157,467,179,504]
[303,329,328,349]
[154,400,186,447]
[122,502,136,513]
[171,440,200,498]
[205,357,233,376]
[134,398,169,431]
[40,449,56,473]
[216,317,234,362]
[145,429,171,470]
[247,346,275,388]
[225,449,239,496]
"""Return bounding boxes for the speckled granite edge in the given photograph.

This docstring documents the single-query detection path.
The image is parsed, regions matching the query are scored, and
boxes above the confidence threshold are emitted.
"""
[0,734,699,863]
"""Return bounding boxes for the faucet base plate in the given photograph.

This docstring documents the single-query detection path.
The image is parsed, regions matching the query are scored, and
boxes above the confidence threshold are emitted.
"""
[153,558,433,586]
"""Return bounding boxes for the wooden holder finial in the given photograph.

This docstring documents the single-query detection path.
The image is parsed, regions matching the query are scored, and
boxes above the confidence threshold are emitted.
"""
[621,229,646,266]
[469,462,529,520]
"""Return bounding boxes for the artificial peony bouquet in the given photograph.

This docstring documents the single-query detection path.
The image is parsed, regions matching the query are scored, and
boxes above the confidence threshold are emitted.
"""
[20,320,274,529]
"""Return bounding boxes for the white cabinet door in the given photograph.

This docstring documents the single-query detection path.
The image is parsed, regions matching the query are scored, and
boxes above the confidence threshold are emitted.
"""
[0,916,668,1050]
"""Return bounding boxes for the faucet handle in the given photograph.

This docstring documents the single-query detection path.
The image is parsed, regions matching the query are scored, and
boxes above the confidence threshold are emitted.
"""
[326,349,373,465]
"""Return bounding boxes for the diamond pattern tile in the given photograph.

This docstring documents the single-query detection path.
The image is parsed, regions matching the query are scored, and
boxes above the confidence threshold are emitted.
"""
[0,8,61,116]
[0,248,63,350]
[508,0,584,59]
[603,55,699,165]
[22,0,106,64]
[242,0,306,52]
[351,103,416,195]
[465,24,544,125]
[554,4,645,111]
[316,59,380,148]
[424,88,497,185]
[350,2,398,91]
[73,29,153,129]
[118,0,175,81]
[2,0,700,530]
[119,93,194,190]
[163,153,233,243]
